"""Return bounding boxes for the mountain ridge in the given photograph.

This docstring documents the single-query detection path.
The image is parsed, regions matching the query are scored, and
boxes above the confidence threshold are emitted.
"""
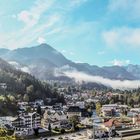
[0,43,139,81]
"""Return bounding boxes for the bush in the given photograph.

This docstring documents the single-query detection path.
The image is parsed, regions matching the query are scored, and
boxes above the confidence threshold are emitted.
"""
[61,129,65,134]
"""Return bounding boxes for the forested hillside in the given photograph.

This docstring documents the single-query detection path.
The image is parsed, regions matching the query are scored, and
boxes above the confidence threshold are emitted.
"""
[0,58,65,116]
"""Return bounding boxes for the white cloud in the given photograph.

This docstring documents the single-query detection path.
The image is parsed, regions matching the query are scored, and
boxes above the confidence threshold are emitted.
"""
[18,10,37,27]
[110,59,130,66]
[21,66,30,73]
[50,21,99,52]
[17,0,54,27]
[61,50,67,53]
[102,30,119,47]
[102,27,140,48]
[0,0,88,49]
[37,37,46,44]
[123,30,140,46]
[61,49,75,56]
[74,61,83,63]
[0,13,61,49]
[104,1,140,48]
[69,51,75,55]
[61,70,140,89]
[108,0,131,12]
[108,0,140,20]
[0,0,58,49]
[8,61,30,73]
[8,61,19,67]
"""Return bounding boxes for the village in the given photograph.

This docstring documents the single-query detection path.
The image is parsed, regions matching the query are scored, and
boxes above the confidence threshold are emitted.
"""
[1,84,140,140]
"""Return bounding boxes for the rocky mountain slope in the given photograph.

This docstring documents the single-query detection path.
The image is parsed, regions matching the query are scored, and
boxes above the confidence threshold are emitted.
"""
[0,43,139,81]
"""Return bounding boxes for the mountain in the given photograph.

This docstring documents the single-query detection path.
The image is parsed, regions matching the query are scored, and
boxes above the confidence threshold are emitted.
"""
[124,64,140,79]
[102,66,136,80]
[0,44,74,80]
[3,43,71,66]
[0,58,65,116]
[70,63,136,80]
[0,48,9,56]
[0,43,139,81]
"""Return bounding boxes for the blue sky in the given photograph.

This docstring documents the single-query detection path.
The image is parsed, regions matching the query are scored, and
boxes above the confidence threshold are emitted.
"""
[0,0,140,66]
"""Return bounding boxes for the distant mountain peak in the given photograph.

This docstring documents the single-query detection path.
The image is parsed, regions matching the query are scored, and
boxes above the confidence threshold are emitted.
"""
[0,44,139,81]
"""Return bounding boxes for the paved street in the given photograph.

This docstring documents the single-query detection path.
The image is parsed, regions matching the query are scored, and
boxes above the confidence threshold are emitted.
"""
[34,129,92,140]
[35,132,140,140]
[33,129,123,140]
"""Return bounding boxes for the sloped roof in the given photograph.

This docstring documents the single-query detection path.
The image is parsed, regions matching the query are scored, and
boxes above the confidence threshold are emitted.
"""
[67,106,81,112]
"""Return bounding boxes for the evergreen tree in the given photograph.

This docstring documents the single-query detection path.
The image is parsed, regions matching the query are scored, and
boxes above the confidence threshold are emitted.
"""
[37,105,42,116]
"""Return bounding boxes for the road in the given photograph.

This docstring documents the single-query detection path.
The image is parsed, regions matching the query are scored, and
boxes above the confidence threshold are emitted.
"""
[33,129,92,140]
[32,130,126,140]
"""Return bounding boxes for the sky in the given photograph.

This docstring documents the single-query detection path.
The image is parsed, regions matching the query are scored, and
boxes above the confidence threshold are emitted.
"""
[0,0,140,66]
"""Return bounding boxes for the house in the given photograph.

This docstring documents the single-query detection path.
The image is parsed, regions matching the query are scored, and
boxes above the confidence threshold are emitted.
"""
[0,116,16,128]
[53,103,62,111]
[81,93,89,99]
[102,104,118,110]
[60,120,72,129]
[130,108,140,113]
[75,101,85,109]
[72,94,78,100]
[35,99,44,106]
[53,111,67,121]
[67,106,81,118]
[102,104,118,117]
[87,128,108,139]
[103,118,131,131]
[12,112,41,132]
[42,110,67,129]
[102,109,116,117]
[95,128,108,138]
[81,118,93,126]
[86,99,97,103]
[43,110,67,121]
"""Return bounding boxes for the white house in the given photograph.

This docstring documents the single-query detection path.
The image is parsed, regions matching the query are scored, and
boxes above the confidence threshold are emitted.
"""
[102,104,118,117]
[75,101,85,109]
[87,128,107,139]
[12,112,41,133]
[42,110,67,129]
